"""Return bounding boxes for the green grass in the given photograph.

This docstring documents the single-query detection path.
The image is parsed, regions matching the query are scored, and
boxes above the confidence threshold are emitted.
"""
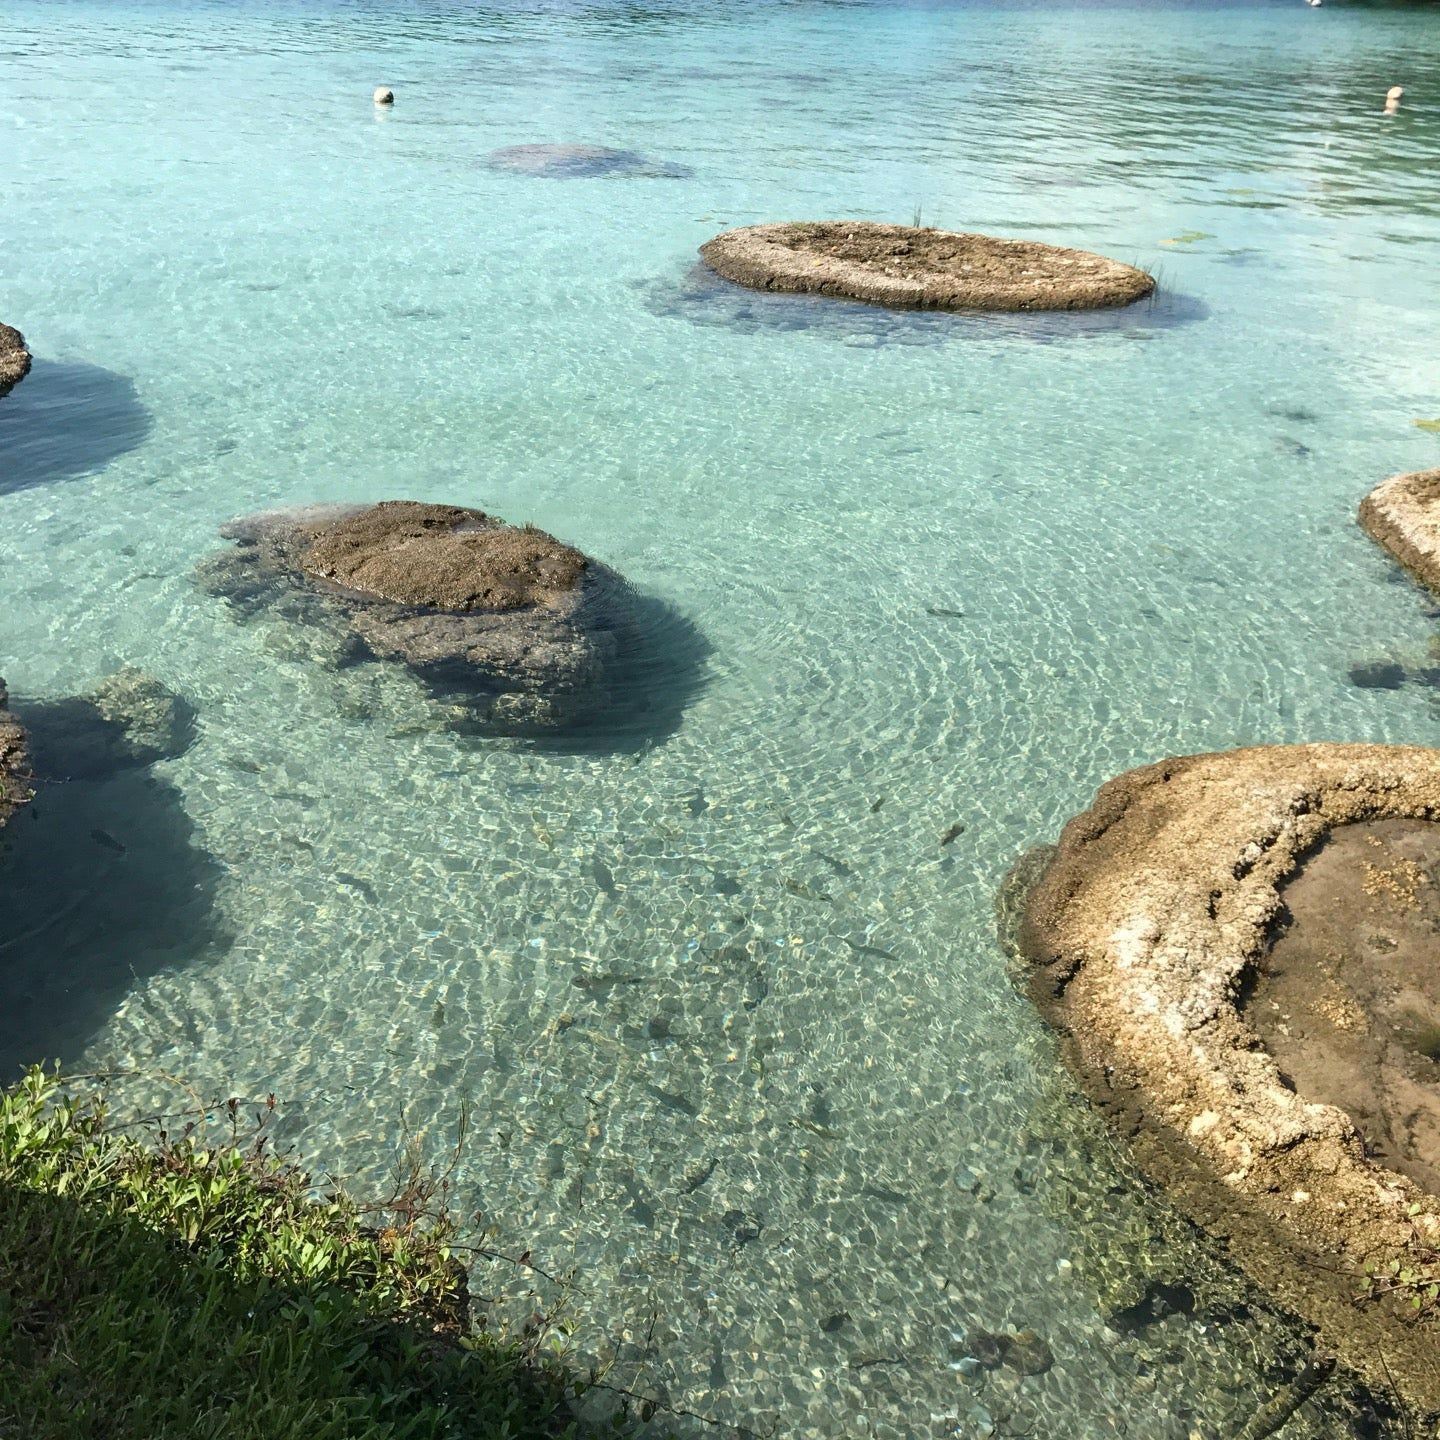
[0,1067,583,1440]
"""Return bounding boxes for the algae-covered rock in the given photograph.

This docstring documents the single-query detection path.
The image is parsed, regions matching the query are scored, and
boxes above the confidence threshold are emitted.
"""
[0,324,32,399]
[200,501,705,742]
[0,677,33,826]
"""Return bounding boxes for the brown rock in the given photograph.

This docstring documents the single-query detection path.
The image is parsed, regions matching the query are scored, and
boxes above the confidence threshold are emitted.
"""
[0,324,31,399]
[200,501,682,737]
[1016,744,1440,1412]
[0,677,33,827]
[301,501,587,612]
[700,222,1155,313]
[1359,468,1440,595]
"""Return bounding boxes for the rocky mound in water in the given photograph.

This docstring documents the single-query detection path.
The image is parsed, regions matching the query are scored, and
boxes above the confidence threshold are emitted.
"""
[1360,468,1440,595]
[699,222,1156,313]
[484,144,689,179]
[0,324,31,399]
[0,678,32,826]
[22,669,195,782]
[200,501,679,736]
[1015,744,1440,1411]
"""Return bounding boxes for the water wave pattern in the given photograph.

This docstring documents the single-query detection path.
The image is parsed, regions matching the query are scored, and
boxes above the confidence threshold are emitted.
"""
[3,1,1439,1436]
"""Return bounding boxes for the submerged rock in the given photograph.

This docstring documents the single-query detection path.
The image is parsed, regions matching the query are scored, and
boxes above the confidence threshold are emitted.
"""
[1016,743,1440,1411]
[0,324,32,399]
[700,222,1156,313]
[199,500,700,740]
[484,143,690,179]
[23,668,195,782]
[0,677,33,827]
[1359,467,1440,596]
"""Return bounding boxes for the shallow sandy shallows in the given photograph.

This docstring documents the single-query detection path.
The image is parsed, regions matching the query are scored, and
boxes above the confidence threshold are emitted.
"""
[1017,744,1440,1410]
[700,221,1156,312]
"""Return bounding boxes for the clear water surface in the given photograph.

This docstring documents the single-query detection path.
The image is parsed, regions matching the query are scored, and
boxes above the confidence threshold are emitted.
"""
[3,1,1439,1435]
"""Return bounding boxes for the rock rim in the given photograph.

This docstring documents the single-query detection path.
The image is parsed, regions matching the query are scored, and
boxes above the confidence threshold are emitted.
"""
[699,222,1156,313]
[0,677,32,827]
[1016,743,1440,1411]
[0,324,32,399]
[1359,468,1440,595]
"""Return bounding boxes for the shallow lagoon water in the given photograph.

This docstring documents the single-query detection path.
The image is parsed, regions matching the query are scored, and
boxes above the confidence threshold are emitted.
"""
[3,1,1440,1435]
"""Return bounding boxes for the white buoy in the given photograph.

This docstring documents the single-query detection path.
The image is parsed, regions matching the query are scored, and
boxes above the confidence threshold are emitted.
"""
[374,87,394,106]
[1384,85,1404,115]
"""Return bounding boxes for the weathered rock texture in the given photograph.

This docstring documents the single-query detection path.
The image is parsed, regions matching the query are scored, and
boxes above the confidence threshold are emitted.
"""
[0,677,32,826]
[1017,744,1440,1412]
[1359,468,1440,595]
[200,501,642,734]
[700,223,1156,313]
[0,324,31,399]
[484,144,689,179]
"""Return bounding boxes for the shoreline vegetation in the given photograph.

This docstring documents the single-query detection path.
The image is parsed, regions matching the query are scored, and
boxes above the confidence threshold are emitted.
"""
[0,1066,589,1440]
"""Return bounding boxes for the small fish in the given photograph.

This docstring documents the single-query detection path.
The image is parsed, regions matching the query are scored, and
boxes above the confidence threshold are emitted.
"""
[592,858,617,896]
[90,828,126,853]
[821,1312,850,1334]
[843,937,899,964]
[811,849,852,877]
[926,606,965,619]
[682,1157,717,1194]
[940,822,966,846]
[687,790,709,816]
[336,872,378,904]
[861,1183,912,1206]
[620,1172,655,1229]
[869,795,886,813]
[571,972,644,995]
[795,1118,840,1140]
[1160,230,1213,246]
[782,877,833,904]
[709,1342,727,1389]
[430,1002,446,1029]
[710,870,742,897]
[226,756,263,774]
[645,1083,698,1117]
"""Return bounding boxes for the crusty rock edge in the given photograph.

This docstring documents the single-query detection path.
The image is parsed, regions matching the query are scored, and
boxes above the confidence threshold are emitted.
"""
[1359,468,1440,597]
[1017,743,1440,1412]
[700,221,1156,314]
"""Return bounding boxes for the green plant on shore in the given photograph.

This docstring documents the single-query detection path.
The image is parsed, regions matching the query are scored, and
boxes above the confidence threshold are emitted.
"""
[0,1066,583,1440]
[1359,1207,1440,1321]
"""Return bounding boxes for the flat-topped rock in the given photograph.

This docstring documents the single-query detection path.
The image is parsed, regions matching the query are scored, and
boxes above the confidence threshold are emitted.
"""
[1015,744,1440,1411]
[302,501,587,612]
[700,222,1156,313]
[200,500,693,739]
[0,677,32,826]
[0,324,31,399]
[1359,468,1440,594]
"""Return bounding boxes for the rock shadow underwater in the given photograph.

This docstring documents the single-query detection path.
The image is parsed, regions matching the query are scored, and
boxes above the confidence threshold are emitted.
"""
[0,357,152,495]
[641,262,1208,348]
[0,673,225,1078]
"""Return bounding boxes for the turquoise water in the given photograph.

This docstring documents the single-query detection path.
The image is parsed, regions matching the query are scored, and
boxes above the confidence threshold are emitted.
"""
[3,1,1440,1434]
